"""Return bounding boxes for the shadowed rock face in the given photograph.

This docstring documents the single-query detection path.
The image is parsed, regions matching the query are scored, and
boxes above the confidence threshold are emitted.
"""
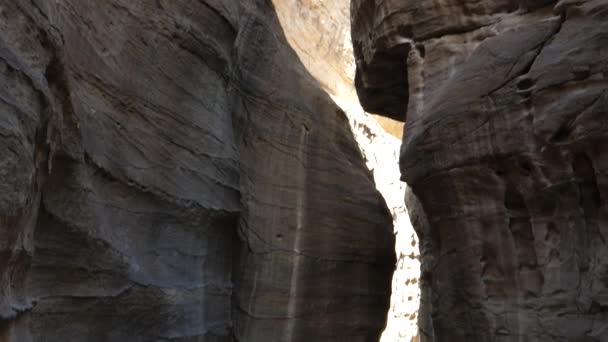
[0,1,395,341]
[350,0,411,122]
[353,0,608,341]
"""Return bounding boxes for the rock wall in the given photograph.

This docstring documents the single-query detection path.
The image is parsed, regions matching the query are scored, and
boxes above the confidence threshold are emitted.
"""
[352,0,608,341]
[0,1,395,341]
[271,1,423,340]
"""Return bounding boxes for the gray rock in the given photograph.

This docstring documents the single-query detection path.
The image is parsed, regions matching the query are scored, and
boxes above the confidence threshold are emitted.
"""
[0,1,395,341]
[353,0,608,341]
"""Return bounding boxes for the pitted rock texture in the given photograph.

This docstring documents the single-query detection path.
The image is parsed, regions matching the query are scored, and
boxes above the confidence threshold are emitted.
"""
[0,1,395,341]
[353,0,608,341]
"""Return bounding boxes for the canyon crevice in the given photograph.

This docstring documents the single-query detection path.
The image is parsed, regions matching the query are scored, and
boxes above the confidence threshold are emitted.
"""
[352,0,608,341]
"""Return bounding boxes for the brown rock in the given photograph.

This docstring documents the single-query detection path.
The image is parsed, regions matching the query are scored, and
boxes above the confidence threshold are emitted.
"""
[353,0,608,341]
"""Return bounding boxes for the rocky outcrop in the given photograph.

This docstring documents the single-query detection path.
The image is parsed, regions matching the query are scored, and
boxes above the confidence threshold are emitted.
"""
[353,0,608,341]
[0,1,395,341]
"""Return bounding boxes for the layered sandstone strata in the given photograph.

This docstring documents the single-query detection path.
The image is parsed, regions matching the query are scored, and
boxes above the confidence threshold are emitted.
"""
[0,1,395,341]
[353,0,608,341]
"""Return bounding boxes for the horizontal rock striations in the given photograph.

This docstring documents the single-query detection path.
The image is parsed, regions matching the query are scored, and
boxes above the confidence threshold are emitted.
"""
[0,1,395,341]
[352,0,608,341]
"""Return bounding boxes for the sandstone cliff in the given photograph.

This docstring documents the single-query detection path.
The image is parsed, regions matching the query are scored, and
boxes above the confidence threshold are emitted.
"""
[0,1,395,341]
[352,0,608,341]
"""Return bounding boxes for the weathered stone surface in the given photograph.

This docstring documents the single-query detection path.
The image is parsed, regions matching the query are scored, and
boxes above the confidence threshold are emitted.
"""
[0,1,395,341]
[353,0,608,341]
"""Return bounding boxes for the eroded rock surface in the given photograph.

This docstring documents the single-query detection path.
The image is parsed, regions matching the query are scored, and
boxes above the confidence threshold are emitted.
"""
[353,0,608,341]
[0,1,395,341]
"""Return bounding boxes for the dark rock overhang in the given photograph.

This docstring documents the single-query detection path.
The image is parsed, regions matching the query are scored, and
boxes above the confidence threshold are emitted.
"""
[354,42,410,122]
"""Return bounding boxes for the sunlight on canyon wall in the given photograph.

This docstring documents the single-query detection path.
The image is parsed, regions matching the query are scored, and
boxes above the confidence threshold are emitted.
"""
[272,1,421,340]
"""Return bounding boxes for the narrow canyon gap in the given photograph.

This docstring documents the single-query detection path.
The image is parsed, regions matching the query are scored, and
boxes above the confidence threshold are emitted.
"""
[0,1,406,341]
[352,0,608,341]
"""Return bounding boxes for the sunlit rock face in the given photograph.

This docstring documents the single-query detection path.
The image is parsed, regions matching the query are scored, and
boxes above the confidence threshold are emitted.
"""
[274,1,422,341]
[273,0,406,138]
[335,98,421,342]
[272,0,357,99]
[0,1,395,341]
[353,0,608,341]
